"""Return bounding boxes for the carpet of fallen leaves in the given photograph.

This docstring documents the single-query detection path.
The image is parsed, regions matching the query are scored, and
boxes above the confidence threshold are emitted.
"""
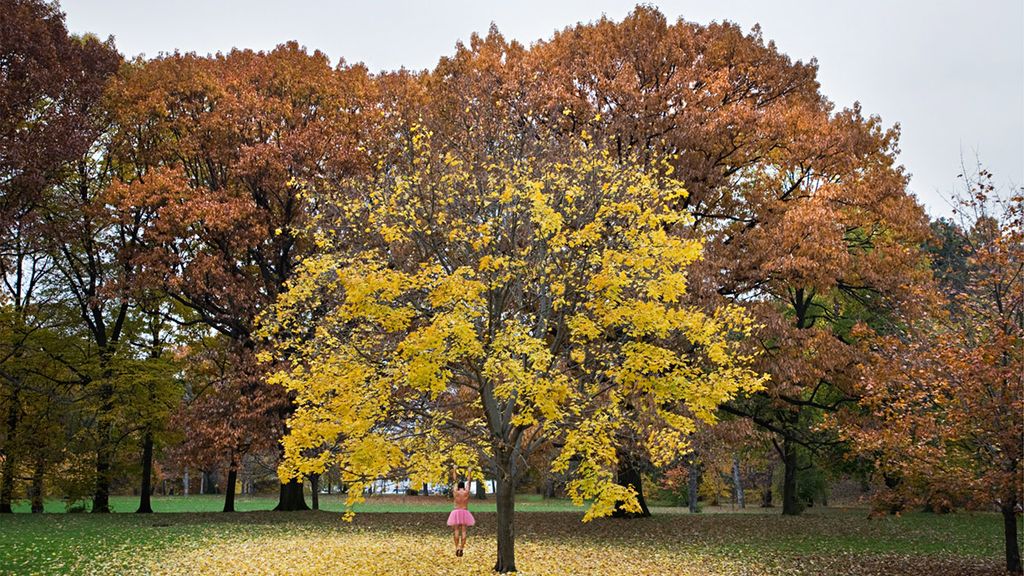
[1,510,1010,575]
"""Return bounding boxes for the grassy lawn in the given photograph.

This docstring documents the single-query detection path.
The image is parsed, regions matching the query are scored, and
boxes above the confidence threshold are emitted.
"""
[8,493,582,514]
[0,497,1015,575]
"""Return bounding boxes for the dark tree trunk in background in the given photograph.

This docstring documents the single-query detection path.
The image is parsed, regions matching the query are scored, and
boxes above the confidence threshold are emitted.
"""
[475,477,486,500]
[137,430,154,513]
[781,436,801,516]
[92,380,115,513]
[543,476,555,499]
[274,478,309,511]
[761,466,774,507]
[732,456,745,509]
[494,473,517,573]
[421,483,427,496]
[0,453,14,514]
[688,458,701,513]
[30,454,44,513]
[1003,492,1022,574]
[92,352,119,514]
[310,473,320,510]
[612,454,651,518]
[202,469,220,494]
[93,434,112,513]
[882,472,905,514]
[0,387,19,513]
[223,456,238,512]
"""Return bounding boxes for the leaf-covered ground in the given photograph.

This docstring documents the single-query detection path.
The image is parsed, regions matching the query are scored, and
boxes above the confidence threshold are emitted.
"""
[0,506,1013,575]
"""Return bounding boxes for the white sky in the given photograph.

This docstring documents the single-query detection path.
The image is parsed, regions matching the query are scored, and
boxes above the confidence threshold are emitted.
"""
[62,0,1024,217]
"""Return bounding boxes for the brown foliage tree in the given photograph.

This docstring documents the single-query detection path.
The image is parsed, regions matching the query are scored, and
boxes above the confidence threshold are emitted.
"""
[841,170,1023,573]
[524,7,932,515]
[104,43,373,510]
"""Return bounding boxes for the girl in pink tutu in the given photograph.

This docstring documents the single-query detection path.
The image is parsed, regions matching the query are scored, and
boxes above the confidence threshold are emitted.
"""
[447,467,475,557]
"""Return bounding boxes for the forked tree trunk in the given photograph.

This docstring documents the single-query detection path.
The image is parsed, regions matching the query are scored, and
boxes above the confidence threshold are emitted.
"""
[781,436,801,516]
[494,475,516,573]
[137,430,154,513]
[612,454,651,518]
[274,478,309,511]
[1003,491,1022,574]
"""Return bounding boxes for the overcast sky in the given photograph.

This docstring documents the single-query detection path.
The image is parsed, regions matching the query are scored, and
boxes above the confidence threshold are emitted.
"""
[62,0,1023,217]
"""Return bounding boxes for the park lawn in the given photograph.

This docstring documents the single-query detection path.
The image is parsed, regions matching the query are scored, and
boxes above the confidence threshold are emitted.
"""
[7,493,582,514]
[0,504,1015,575]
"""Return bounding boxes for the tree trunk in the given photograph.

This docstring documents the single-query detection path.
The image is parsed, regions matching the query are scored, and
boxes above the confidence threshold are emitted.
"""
[475,477,486,500]
[761,465,774,507]
[202,469,219,494]
[612,455,651,518]
[494,474,517,573]
[782,436,801,516]
[543,476,555,499]
[30,454,44,513]
[223,465,237,512]
[0,451,14,514]
[732,456,745,509]
[183,466,189,496]
[0,387,19,513]
[310,473,320,510]
[1003,493,1022,574]
[93,436,112,513]
[92,368,116,514]
[687,458,701,514]
[137,430,154,513]
[274,478,309,511]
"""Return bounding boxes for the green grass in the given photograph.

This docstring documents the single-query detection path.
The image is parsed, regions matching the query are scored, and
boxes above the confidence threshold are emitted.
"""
[9,492,582,514]
[0,500,1016,575]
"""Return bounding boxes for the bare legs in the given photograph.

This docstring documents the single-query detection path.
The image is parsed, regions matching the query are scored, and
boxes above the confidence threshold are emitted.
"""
[452,525,468,556]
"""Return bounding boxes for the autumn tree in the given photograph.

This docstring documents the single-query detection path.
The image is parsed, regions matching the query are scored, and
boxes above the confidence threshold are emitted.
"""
[262,118,765,572]
[842,171,1023,573]
[0,0,119,225]
[103,44,373,510]
[170,335,282,512]
[117,302,184,514]
[526,7,932,514]
[0,0,119,513]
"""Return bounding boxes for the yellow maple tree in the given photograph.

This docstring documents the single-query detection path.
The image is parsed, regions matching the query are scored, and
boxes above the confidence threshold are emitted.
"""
[260,126,766,572]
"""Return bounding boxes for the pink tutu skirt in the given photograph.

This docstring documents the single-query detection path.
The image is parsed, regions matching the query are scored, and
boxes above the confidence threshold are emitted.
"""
[447,508,475,526]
